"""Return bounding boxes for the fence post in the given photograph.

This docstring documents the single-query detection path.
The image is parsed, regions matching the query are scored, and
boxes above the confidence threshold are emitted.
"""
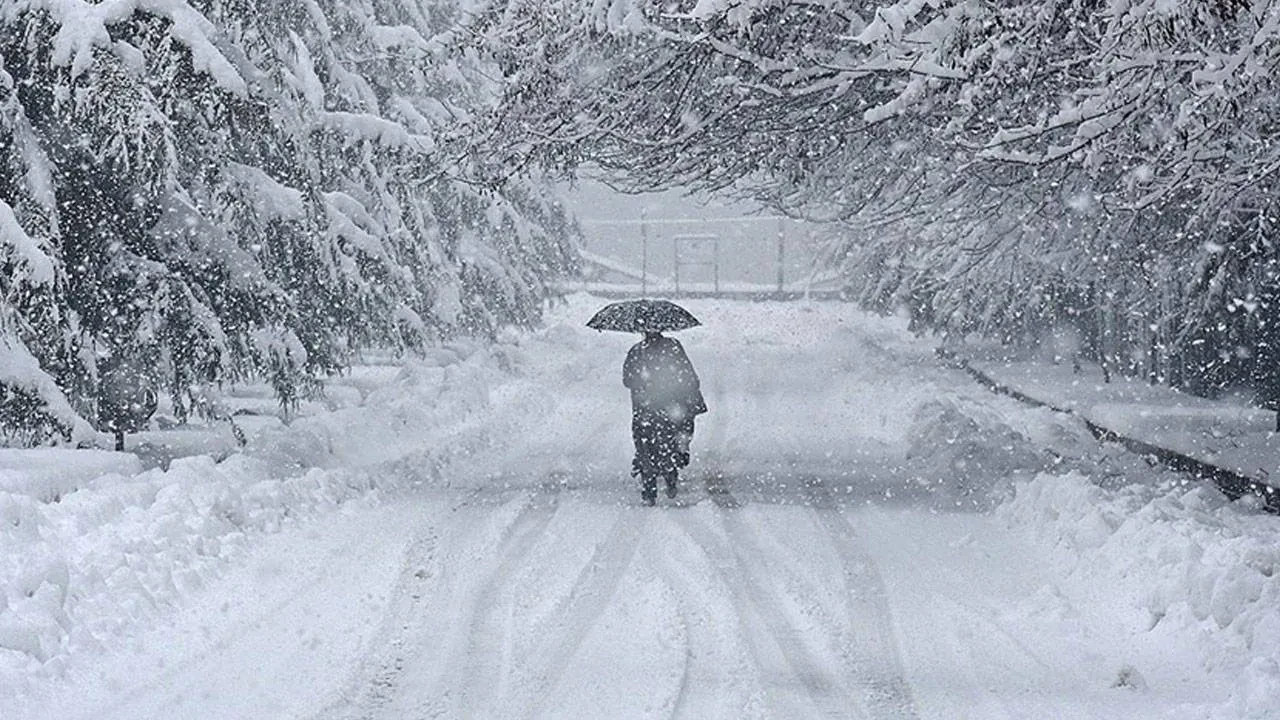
[640,209,649,296]
[714,235,720,294]
[776,219,785,293]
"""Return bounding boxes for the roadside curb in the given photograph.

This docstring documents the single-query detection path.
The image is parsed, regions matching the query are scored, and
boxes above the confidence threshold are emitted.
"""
[936,348,1280,513]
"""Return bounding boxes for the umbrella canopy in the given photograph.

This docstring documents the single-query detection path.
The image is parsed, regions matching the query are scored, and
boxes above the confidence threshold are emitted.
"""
[586,299,701,333]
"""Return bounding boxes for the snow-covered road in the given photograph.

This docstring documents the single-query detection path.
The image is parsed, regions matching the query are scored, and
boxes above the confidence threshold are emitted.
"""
[308,301,927,720]
[9,297,1275,719]
[316,482,918,720]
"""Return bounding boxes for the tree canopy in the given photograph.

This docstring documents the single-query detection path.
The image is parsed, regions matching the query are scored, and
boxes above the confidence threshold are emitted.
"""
[475,0,1280,394]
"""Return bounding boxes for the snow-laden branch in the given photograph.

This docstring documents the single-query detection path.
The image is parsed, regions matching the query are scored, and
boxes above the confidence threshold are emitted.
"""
[21,0,248,95]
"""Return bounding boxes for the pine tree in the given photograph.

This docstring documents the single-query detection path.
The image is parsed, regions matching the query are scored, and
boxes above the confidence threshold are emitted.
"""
[0,0,577,446]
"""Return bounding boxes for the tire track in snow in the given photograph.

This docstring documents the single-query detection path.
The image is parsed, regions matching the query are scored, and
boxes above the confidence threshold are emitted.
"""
[96,566,339,720]
[647,515,757,720]
[705,471,742,509]
[933,589,1057,676]
[313,519,442,720]
[95,504,427,720]
[354,375,625,718]
[322,481,563,720]
[436,480,565,718]
[800,478,920,720]
[674,503,867,719]
[520,507,649,719]
[667,625,696,720]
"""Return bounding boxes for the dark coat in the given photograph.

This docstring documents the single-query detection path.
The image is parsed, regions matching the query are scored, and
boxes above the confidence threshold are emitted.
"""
[623,334,706,420]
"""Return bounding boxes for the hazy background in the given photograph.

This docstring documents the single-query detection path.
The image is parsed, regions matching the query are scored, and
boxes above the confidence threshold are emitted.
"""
[558,179,825,288]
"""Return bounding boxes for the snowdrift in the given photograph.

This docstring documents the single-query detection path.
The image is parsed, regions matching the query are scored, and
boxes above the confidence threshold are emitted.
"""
[1002,473,1280,718]
[0,340,523,693]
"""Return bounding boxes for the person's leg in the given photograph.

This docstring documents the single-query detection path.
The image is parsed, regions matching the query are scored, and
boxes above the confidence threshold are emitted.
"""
[633,411,658,504]
[641,474,657,505]
[650,415,680,498]
[676,417,694,467]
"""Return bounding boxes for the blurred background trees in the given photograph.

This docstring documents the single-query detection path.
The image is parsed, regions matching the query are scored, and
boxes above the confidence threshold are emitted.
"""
[476,0,1280,402]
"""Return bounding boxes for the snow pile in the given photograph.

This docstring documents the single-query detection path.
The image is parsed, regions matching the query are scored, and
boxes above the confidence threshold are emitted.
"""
[245,342,529,474]
[904,396,1058,507]
[0,340,533,694]
[0,449,141,501]
[1001,473,1280,718]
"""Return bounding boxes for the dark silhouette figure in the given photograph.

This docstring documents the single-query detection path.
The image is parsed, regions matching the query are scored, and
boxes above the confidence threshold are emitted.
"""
[623,331,706,504]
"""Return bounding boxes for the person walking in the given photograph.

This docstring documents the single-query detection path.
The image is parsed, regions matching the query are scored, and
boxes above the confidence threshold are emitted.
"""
[624,330,706,504]
[587,299,706,505]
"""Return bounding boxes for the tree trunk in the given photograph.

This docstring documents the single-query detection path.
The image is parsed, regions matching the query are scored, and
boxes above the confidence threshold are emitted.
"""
[1148,333,1159,386]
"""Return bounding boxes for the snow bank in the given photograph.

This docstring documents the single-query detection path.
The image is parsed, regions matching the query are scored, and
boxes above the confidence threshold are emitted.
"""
[0,340,525,696]
[0,450,141,501]
[1001,473,1280,717]
[904,396,1056,506]
[900,388,1103,510]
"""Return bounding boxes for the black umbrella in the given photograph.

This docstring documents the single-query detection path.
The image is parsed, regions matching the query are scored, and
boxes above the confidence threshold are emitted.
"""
[587,299,701,333]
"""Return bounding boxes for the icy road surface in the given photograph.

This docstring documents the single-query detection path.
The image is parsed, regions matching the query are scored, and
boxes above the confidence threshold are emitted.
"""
[16,298,1236,720]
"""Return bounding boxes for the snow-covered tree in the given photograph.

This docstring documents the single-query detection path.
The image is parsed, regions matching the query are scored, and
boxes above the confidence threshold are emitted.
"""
[0,0,577,445]
[479,0,1280,397]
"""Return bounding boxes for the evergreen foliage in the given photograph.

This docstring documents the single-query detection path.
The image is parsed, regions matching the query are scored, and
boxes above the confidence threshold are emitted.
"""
[0,0,577,446]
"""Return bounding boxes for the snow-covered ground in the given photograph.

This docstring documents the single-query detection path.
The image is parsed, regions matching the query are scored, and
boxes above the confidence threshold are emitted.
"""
[968,356,1280,491]
[3,295,1279,719]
